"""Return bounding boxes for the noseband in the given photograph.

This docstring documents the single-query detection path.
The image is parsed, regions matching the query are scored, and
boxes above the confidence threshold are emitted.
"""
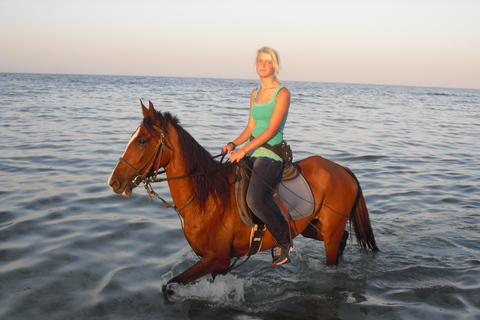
[119,124,166,190]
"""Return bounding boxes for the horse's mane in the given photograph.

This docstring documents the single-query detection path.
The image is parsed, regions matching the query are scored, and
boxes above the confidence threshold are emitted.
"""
[143,111,233,211]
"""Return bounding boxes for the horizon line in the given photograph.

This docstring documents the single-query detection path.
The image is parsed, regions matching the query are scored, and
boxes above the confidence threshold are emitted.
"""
[1,71,478,91]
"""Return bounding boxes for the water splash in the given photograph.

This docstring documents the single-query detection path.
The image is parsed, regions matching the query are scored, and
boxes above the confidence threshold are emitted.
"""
[162,273,245,305]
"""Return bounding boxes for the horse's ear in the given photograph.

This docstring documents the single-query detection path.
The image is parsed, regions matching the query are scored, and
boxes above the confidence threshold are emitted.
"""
[147,101,162,126]
[141,100,149,118]
[148,101,155,117]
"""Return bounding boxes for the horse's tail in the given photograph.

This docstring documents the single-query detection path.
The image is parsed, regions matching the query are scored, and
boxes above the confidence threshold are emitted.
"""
[344,167,379,251]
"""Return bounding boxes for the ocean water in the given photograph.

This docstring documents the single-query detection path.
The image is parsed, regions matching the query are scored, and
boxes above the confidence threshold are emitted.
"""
[0,73,479,319]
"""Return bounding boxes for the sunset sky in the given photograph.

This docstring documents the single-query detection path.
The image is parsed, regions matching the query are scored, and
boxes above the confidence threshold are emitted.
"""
[1,0,479,89]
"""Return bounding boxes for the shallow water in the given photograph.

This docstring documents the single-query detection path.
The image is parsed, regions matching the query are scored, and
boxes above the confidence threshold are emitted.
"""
[1,73,479,319]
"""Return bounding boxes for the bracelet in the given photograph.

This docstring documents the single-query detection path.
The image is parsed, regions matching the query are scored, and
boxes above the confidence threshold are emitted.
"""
[241,147,248,156]
[227,142,236,150]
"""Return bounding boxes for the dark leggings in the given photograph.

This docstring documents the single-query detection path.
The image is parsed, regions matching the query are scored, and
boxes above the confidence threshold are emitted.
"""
[246,157,289,247]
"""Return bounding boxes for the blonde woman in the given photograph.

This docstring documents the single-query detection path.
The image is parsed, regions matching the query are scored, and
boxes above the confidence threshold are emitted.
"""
[222,47,291,265]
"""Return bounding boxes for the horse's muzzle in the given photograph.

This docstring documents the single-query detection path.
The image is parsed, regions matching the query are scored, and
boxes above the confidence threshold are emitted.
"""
[108,175,134,196]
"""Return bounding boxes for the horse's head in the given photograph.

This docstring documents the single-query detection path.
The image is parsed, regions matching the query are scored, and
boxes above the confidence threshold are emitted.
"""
[108,101,169,195]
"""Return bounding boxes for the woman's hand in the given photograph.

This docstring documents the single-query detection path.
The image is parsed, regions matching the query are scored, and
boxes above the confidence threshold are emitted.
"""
[229,149,246,163]
[221,142,235,155]
[222,142,248,162]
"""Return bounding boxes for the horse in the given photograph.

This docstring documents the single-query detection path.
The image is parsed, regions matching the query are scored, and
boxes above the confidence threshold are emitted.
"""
[108,101,378,288]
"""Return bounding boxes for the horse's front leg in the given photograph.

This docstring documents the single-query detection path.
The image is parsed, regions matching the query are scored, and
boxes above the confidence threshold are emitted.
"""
[163,253,231,292]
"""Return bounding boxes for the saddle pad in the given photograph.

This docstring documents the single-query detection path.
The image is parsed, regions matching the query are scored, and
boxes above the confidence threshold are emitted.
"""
[236,173,315,227]
[277,173,315,220]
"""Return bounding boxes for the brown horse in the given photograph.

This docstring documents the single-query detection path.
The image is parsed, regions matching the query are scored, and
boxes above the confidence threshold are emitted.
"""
[108,101,378,287]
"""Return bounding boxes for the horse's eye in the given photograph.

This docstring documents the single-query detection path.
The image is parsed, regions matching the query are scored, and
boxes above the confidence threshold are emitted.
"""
[138,139,147,145]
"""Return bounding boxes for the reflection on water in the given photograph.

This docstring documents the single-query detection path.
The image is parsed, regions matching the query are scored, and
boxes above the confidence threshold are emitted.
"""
[0,73,479,319]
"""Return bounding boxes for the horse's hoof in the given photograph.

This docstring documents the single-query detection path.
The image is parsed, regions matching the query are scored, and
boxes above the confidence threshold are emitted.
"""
[162,282,179,295]
[161,282,180,305]
[161,291,174,305]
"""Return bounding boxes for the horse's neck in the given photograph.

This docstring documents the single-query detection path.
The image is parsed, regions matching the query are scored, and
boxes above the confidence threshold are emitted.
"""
[162,127,199,215]
[163,152,192,207]
[162,124,226,222]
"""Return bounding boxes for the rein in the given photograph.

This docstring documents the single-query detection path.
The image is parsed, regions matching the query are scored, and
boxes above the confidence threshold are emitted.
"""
[145,158,232,213]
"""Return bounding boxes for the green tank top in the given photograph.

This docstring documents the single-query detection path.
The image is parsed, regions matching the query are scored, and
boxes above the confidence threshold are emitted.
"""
[249,85,289,161]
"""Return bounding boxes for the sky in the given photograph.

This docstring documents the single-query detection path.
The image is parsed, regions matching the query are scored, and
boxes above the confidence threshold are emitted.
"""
[1,0,479,89]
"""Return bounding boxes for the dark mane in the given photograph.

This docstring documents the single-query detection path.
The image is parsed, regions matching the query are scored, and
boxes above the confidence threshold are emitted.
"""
[144,111,233,211]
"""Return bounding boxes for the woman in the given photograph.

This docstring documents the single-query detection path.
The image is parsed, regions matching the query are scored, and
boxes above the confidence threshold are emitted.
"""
[222,47,291,266]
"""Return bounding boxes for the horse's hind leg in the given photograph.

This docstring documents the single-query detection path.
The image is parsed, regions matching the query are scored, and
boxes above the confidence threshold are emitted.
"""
[301,219,349,265]
[337,230,349,257]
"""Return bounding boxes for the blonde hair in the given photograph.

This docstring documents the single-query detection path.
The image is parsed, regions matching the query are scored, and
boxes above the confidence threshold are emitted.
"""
[256,47,281,78]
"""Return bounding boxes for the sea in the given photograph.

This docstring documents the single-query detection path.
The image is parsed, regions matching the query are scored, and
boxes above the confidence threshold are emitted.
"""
[0,73,479,320]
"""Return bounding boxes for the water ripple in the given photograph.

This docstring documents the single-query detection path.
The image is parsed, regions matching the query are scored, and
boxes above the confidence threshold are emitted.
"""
[1,73,479,319]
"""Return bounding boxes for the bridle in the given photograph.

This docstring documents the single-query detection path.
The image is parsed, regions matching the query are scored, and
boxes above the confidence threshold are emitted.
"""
[119,124,166,192]
[117,123,225,213]
[116,123,195,211]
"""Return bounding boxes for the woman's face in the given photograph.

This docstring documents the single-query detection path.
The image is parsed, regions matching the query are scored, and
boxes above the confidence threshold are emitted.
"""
[256,52,275,78]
